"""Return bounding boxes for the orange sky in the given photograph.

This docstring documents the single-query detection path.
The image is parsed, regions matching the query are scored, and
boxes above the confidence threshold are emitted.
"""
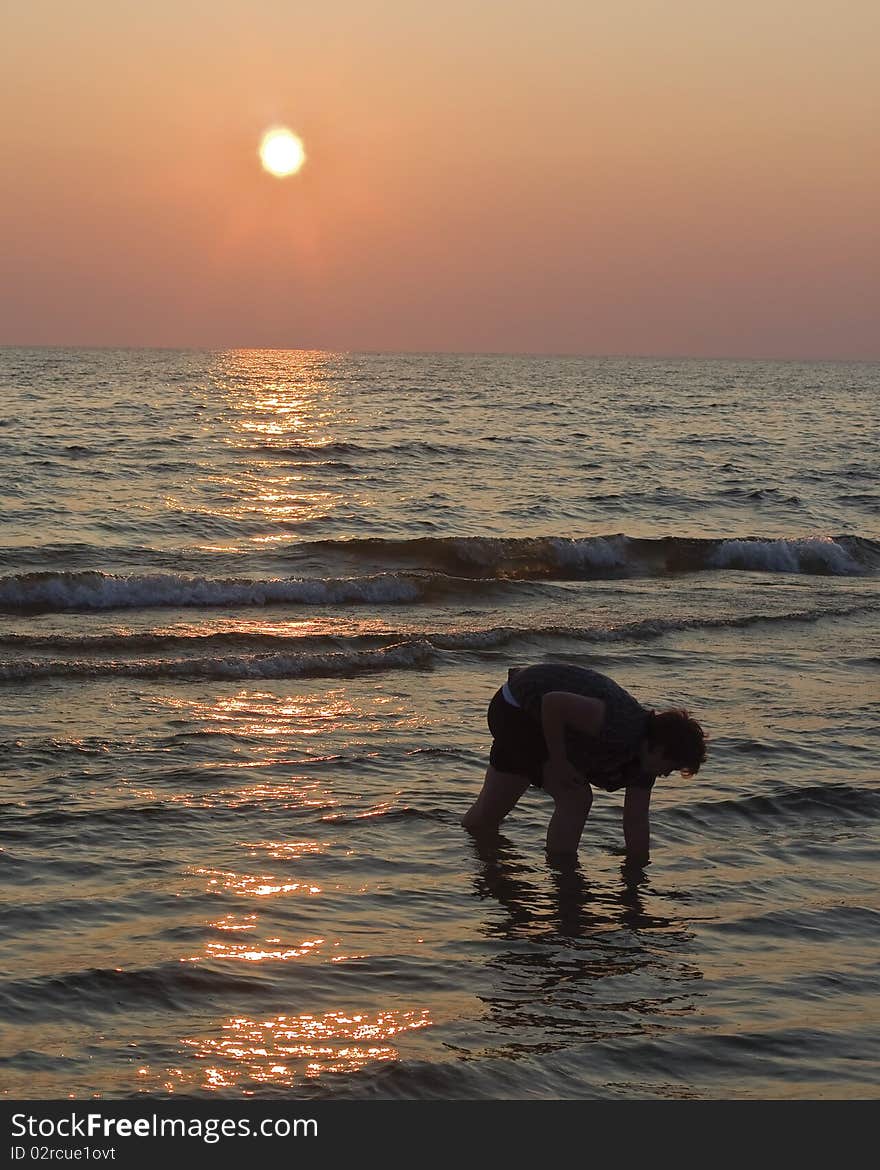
[2,1,878,358]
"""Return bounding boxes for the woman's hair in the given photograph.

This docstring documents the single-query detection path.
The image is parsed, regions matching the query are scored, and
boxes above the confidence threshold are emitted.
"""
[648,709,707,776]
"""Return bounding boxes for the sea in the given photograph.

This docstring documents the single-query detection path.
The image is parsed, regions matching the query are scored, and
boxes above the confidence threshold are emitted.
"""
[1,348,877,1100]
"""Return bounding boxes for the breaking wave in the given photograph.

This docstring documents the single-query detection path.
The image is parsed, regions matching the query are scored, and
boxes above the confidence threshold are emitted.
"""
[301,533,878,578]
[0,534,875,614]
[0,570,491,613]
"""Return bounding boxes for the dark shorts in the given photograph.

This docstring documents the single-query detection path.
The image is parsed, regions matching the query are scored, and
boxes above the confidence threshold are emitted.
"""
[487,687,548,786]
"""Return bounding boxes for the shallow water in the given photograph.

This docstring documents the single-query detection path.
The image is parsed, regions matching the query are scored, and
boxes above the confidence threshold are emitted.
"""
[1,349,878,1098]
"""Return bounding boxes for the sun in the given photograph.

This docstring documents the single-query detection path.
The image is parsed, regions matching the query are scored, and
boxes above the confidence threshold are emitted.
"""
[259,128,306,178]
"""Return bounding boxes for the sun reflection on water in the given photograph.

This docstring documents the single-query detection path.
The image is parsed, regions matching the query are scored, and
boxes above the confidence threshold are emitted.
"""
[213,914,258,932]
[124,779,327,811]
[186,937,326,963]
[196,350,365,542]
[191,691,369,740]
[189,866,322,898]
[154,688,401,744]
[242,839,327,860]
[212,349,350,445]
[138,1009,434,1092]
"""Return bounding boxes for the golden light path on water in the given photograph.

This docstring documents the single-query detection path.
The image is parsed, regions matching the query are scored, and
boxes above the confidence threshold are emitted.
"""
[217,350,343,447]
[188,350,378,544]
[137,358,439,1093]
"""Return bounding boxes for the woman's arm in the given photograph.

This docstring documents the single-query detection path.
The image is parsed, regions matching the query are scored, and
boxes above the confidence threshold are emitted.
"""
[540,691,606,788]
[622,784,652,864]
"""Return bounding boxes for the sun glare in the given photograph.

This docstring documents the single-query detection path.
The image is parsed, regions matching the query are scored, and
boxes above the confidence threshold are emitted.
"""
[259,128,306,178]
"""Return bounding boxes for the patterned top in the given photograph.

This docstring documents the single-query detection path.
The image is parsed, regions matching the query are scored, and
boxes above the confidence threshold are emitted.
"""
[505,663,654,791]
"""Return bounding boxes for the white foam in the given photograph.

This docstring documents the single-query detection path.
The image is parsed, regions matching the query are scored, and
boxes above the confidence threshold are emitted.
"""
[709,537,862,575]
[550,535,630,569]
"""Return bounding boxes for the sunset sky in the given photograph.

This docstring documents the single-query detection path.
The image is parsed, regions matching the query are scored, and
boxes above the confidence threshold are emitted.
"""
[2,1,878,359]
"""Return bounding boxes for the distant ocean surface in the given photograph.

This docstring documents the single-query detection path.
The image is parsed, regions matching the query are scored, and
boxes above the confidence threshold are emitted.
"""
[1,348,878,1100]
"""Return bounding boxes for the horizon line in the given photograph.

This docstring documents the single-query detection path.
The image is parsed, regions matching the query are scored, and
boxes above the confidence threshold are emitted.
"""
[1,343,878,366]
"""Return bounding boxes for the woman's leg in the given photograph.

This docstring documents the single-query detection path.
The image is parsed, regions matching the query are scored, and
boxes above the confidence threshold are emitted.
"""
[542,775,593,855]
[461,766,531,832]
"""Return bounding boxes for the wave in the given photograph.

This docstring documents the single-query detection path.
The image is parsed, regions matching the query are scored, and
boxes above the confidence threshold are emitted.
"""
[0,640,440,684]
[320,805,449,826]
[0,569,507,613]
[719,487,802,504]
[0,800,214,832]
[0,536,875,616]
[1,603,875,682]
[2,534,876,595]
[708,903,880,941]
[669,783,880,828]
[0,962,266,1023]
[706,538,869,574]
[300,533,880,578]
[237,438,477,461]
[0,631,396,654]
[430,603,879,650]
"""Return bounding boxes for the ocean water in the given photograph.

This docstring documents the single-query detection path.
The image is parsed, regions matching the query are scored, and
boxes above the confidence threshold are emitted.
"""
[1,348,878,1100]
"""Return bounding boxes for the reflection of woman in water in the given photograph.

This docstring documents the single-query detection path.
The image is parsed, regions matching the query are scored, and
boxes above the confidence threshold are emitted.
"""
[462,833,700,1068]
[468,831,668,943]
[463,664,707,860]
